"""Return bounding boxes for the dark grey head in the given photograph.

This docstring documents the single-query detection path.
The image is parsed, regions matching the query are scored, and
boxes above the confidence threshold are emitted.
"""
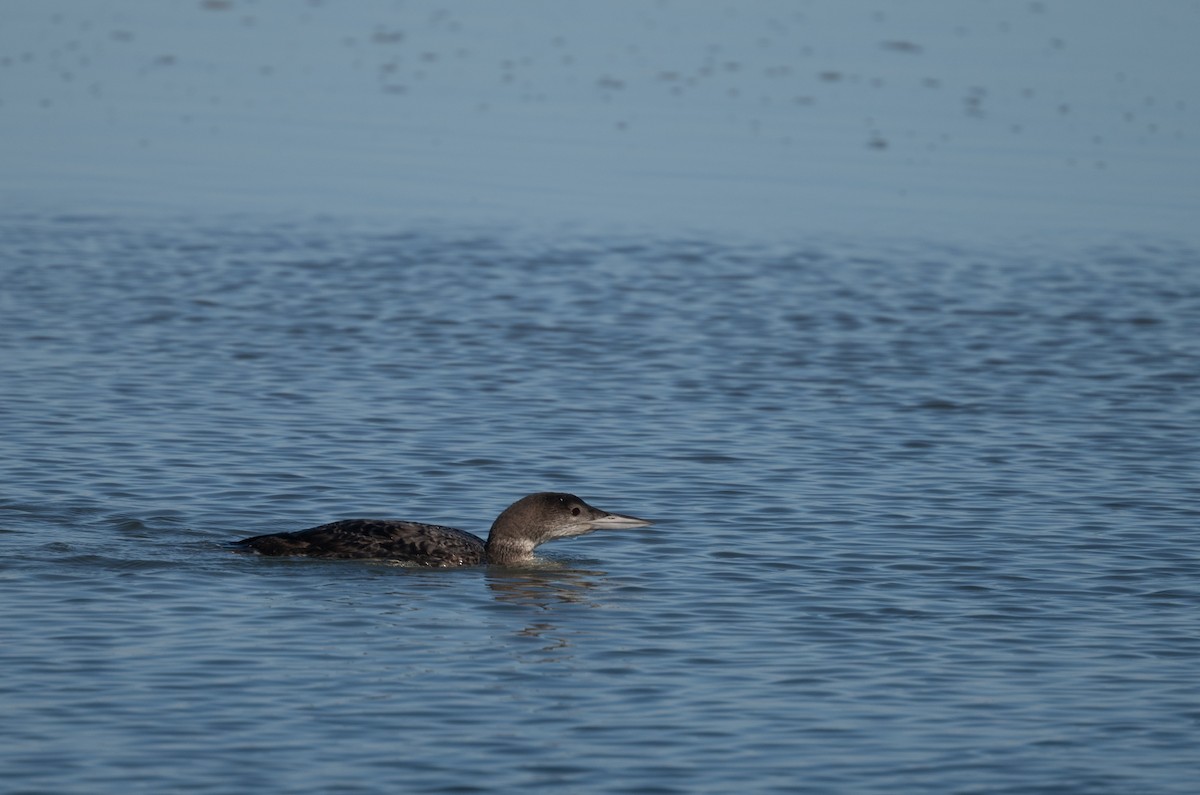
[484,492,652,564]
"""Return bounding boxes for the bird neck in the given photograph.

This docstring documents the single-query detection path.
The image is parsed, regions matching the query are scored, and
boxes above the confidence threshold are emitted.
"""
[484,534,537,565]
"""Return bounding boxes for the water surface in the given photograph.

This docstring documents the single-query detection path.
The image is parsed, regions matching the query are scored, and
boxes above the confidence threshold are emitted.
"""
[2,216,1198,793]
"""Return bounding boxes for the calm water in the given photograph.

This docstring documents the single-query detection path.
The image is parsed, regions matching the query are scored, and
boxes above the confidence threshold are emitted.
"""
[2,215,1198,794]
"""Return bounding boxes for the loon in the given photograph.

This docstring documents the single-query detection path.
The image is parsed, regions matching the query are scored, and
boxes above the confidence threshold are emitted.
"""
[233,492,652,567]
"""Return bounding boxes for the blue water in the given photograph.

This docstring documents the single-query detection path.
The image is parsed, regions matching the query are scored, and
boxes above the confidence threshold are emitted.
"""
[2,215,1199,794]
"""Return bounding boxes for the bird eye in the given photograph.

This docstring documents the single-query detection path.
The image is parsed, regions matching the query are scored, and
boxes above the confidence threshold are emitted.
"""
[571,507,581,517]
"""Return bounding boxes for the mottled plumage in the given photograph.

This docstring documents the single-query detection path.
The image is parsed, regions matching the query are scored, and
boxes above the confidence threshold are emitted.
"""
[238,519,487,566]
[234,492,651,567]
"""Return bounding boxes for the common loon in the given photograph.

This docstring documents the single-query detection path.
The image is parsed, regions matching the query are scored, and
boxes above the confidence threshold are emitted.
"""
[233,492,652,567]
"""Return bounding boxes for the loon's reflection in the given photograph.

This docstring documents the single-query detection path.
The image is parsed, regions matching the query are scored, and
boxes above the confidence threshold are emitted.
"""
[484,562,610,659]
[484,561,607,609]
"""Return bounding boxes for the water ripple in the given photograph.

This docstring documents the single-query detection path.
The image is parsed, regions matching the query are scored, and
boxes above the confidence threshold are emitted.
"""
[1,217,1198,793]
